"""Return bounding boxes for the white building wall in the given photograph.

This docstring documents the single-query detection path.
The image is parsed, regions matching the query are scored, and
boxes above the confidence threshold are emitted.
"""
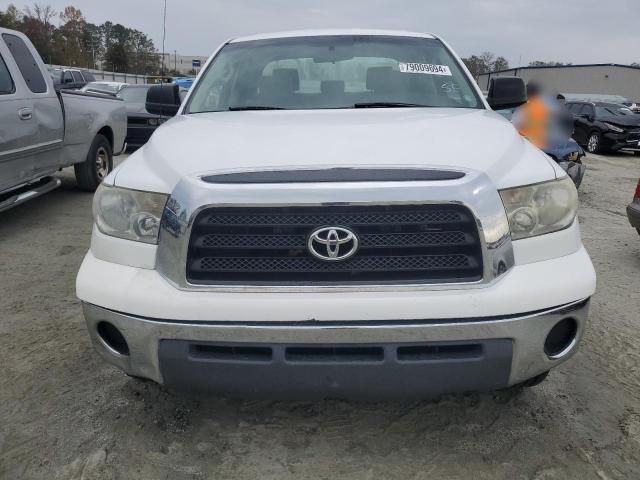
[478,66,640,101]
[160,53,210,75]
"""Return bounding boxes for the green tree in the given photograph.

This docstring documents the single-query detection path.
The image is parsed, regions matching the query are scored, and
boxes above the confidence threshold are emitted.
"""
[0,4,21,29]
[20,3,56,64]
[54,6,88,67]
[0,3,160,74]
[462,52,510,78]
[493,56,509,71]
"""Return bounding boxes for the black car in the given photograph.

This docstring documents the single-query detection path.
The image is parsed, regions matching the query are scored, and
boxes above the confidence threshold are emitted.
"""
[117,84,167,151]
[565,101,640,155]
[47,67,95,90]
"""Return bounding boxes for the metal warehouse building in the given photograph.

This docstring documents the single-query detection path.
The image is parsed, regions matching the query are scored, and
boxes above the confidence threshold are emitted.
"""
[477,64,640,101]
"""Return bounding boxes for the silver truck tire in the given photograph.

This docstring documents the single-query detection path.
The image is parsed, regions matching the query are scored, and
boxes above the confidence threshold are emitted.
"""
[75,134,113,191]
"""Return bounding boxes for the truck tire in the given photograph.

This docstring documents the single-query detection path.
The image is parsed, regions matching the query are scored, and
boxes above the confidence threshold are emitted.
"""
[74,134,113,191]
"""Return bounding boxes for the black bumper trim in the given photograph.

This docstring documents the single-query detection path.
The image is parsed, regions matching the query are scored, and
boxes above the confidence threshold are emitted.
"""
[159,339,513,400]
[627,203,640,228]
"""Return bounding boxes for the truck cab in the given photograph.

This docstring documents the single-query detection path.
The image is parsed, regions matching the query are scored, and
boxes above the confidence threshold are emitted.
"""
[0,28,126,211]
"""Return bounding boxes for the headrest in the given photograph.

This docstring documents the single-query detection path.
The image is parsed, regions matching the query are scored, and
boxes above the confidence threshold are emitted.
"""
[366,66,395,91]
[321,80,345,96]
[272,68,299,92]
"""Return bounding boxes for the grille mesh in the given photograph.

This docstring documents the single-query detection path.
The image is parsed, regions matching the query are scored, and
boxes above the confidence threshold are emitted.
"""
[199,255,470,273]
[202,210,461,226]
[187,205,483,285]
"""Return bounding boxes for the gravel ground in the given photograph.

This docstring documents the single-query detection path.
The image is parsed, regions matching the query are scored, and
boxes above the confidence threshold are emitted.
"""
[0,152,639,480]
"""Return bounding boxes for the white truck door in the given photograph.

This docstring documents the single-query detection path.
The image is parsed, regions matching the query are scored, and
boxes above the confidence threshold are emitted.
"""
[0,32,64,186]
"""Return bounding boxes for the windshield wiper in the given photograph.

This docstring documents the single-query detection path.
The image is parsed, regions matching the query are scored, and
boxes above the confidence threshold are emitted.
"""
[228,106,286,111]
[353,102,431,109]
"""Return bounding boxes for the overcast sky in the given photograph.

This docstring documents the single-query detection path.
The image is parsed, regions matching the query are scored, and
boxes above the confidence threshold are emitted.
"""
[12,0,640,66]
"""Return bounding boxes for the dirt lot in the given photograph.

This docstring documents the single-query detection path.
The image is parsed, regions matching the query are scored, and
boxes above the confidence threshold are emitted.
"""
[1,152,639,479]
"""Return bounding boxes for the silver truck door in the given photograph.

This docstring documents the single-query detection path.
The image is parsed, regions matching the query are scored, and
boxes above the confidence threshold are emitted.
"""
[0,32,64,185]
[0,43,38,193]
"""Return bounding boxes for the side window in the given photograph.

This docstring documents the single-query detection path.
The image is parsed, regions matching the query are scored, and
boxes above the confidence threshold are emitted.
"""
[575,104,588,115]
[71,71,83,83]
[63,71,74,83]
[584,105,595,119]
[2,33,47,93]
[0,54,15,94]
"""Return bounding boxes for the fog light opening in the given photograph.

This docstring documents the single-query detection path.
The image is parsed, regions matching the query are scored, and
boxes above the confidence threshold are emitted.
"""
[97,321,130,356]
[544,318,578,359]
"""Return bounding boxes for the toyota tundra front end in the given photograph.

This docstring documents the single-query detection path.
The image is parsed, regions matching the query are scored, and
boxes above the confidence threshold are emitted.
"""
[76,30,596,399]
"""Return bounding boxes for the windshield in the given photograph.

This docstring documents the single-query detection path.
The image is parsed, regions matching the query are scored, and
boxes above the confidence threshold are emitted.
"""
[187,35,482,113]
[596,104,634,117]
[118,86,150,103]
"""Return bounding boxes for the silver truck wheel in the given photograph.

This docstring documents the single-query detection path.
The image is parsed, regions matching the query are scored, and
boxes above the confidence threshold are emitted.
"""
[75,134,113,191]
[95,145,109,180]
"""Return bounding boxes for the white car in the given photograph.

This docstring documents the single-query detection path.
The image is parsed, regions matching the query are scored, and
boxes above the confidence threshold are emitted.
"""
[76,29,596,399]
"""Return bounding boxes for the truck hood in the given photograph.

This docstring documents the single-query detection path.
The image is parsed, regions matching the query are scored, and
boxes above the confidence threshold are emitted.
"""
[113,108,559,193]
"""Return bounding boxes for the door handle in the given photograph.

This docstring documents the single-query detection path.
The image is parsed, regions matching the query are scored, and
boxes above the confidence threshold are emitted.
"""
[18,108,32,120]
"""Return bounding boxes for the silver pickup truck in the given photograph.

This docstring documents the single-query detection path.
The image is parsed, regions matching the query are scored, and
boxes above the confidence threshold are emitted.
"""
[0,28,126,211]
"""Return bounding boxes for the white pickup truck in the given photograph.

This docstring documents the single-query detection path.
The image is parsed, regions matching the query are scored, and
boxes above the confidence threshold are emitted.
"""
[77,30,596,399]
[0,28,126,211]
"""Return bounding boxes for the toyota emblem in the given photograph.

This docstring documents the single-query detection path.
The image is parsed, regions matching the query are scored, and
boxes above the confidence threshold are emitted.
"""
[307,227,359,262]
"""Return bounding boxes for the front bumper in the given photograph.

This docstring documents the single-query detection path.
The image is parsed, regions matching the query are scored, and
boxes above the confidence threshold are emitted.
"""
[125,124,157,150]
[604,132,640,152]
[83,299,590,399]
[627,202,640,229]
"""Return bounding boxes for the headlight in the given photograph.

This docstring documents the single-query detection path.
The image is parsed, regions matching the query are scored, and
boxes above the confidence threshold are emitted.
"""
[499,177,578,240]
[604,122,624,133]
[93,184,168,244]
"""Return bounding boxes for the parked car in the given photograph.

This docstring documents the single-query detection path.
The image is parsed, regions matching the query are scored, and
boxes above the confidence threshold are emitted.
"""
[627,179,640,235]
[47,66,95,90]
[117,84,167,150]
[0,28,126,211]
[493,107,586,188]
[77,30,596,399]
[81,81,127,97]
[173,77,195,90]
[566,101,640,154]
[627,102,640,114]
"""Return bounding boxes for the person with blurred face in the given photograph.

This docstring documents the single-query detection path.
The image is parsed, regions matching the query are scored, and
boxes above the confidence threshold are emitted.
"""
[512,82,550,149]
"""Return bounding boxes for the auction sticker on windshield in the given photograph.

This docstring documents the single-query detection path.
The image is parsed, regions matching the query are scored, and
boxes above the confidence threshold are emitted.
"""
[399,63,452,75]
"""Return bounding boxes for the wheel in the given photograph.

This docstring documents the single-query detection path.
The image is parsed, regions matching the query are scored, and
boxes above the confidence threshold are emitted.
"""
[586,132,601,154]
[74,134,113,191]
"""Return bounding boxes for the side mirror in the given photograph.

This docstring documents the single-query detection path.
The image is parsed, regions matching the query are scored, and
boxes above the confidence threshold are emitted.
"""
[146,84,181,117]
[487,77,527,110]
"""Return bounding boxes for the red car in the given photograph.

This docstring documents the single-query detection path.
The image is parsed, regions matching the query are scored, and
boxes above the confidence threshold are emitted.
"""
[628,179,640,235]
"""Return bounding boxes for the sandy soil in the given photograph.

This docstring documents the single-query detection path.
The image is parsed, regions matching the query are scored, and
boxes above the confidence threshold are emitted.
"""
[1,153,639,479]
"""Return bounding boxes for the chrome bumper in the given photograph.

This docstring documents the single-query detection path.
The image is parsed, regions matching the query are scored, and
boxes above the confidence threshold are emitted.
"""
[83,299,590,397]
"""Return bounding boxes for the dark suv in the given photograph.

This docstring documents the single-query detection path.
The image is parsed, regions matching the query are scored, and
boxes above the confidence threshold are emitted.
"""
[566,101,640,155]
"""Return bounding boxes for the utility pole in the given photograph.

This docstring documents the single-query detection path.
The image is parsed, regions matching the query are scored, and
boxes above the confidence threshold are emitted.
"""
[161,0,167,79]
[174,50,177,73]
